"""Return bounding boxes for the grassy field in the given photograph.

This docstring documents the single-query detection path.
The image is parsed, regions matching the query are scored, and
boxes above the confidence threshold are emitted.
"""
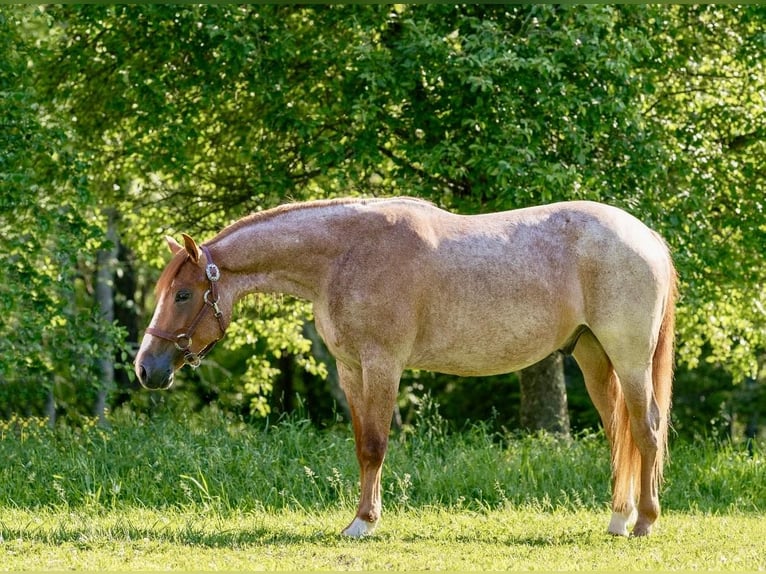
[2,507,765,570]
[1,406,764,570]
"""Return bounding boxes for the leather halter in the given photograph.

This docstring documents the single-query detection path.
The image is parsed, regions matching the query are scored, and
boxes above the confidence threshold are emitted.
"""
[145,245,227,368]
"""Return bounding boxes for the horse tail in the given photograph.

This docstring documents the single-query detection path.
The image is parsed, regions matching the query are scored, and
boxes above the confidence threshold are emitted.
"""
[650,259,677,486]
[611,257,676,509]
[610,373,640,510]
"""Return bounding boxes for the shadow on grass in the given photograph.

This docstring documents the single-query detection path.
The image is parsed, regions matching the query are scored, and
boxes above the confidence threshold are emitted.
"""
[2,514,607,550]
[0,522,334,548]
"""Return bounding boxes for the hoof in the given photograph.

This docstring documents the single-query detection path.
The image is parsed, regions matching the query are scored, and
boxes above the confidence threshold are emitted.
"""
[342,517,378,537]
[607,509,635,537]
[631,520,653,537]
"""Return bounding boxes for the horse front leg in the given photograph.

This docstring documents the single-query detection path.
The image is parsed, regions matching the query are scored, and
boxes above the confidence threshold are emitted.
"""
[337,360,400,537]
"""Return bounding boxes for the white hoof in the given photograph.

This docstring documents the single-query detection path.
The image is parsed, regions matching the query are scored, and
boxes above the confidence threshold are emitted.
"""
[607,508,637,537]
[342,517,378,537]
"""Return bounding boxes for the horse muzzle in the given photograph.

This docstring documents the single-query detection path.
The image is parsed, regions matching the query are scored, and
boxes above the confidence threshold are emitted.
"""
[135,354,175,390]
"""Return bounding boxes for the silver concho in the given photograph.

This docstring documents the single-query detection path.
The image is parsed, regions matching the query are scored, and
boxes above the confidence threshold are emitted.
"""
[206,263,221,282]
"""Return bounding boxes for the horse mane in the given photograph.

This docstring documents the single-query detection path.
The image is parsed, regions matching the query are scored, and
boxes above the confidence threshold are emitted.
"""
[212,196,432,244]
[157,198,432,292]
[155,251,189,296]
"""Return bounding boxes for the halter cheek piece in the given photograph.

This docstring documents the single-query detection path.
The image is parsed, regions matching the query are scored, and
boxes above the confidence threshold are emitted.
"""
[145,246,227,368]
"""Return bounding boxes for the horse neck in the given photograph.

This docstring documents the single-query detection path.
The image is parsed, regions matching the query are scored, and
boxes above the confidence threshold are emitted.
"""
[209,208,342,303]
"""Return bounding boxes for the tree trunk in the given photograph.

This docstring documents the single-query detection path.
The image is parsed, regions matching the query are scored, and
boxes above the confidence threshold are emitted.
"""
[518,352,570,437]
[94,207,119,427]
[277,353,295,414]
[45,385,56,428]
[742,357,762,454]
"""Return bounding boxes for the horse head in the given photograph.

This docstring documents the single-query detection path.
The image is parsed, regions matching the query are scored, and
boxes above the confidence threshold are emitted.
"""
[135,233,228,390]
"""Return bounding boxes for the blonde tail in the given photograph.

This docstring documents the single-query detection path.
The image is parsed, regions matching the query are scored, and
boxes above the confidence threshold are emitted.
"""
[611,260,676,512]
[651,262,677,487]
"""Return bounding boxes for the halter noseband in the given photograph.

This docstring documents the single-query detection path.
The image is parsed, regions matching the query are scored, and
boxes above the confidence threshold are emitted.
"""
[145,245,227,368]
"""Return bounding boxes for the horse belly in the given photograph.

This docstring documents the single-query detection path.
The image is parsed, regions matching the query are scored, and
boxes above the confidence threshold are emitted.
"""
[408,303,571,377]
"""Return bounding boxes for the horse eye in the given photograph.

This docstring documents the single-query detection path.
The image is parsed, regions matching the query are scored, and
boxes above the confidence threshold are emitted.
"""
[174,290,192,303]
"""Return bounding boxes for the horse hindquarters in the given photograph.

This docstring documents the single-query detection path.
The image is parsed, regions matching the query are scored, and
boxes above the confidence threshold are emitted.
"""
[575,268,676,537]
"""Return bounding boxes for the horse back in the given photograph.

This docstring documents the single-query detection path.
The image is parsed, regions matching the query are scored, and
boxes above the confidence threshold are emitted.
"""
[316,200,671,377]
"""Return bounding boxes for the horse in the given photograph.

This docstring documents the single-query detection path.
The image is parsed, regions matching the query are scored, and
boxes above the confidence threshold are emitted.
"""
[135,197,676,538]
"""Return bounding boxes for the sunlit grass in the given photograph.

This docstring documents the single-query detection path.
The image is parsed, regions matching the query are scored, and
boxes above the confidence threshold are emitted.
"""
[1,507,764,571]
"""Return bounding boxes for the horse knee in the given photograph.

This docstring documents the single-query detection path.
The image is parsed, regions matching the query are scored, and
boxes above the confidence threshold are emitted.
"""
[358,434,388,467]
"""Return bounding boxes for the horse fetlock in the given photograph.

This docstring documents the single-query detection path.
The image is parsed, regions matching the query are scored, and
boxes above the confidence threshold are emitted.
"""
[638,501,660,525]
[361,506,381,524]
[631,504,658,537]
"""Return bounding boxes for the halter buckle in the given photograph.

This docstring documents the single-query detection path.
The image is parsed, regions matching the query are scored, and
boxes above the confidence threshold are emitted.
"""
[204,289,222,317]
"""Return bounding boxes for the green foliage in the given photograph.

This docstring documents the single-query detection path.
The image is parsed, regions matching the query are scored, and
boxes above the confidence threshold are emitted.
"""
[346,5,666,210]
[2,5,765,425]
[0,8,125,415]
[645,6,766,380]
[225,296,326,417]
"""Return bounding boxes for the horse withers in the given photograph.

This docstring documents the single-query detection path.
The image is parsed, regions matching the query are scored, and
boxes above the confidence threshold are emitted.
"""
[135,197,676,538]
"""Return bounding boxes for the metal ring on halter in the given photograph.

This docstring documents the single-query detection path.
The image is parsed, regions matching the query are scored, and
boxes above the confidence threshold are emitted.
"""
[174,333,192,352]
[184,352,202,368]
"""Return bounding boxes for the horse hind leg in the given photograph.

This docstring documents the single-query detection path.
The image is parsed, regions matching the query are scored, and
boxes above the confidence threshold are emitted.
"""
[621,369,663,537]
[572,331,637,537]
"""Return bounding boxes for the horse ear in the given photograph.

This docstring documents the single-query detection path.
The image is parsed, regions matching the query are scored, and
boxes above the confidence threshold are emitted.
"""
[166,236,184,255]
[181,233,201,264]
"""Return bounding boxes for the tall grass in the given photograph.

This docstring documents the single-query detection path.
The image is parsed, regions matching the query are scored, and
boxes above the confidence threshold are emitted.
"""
[0,404,763,516]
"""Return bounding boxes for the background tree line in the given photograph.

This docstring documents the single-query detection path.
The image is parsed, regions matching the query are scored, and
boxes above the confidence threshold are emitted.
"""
[1,5,764,441]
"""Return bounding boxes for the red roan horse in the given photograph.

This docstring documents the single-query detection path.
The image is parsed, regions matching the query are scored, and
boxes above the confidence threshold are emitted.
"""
[135,197,676,537]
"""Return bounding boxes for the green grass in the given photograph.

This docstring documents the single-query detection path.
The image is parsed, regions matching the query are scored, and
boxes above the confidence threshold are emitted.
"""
[0,407,764,570]
[2,507,765,570]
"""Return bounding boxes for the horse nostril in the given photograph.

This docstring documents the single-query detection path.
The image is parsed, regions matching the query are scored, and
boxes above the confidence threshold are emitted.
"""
[138,364,148,385]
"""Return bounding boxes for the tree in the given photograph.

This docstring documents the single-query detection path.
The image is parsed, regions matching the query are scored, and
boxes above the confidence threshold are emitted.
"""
[519,353,570,436]
[641,5,766,383]
[94,208,119,425]
[0,7,124,421]
[7,5,765,437]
